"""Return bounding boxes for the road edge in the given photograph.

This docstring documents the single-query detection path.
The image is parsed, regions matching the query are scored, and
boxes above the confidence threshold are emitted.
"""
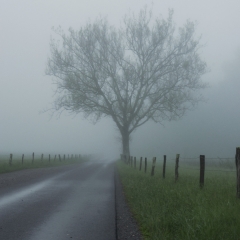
[114,164,143,240]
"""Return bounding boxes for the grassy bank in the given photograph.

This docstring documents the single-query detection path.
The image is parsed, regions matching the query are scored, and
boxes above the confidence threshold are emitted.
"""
[0,155,88,174]
[117,159,240,240]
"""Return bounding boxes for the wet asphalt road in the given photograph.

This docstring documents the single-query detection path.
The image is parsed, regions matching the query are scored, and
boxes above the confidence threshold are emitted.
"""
[0,161,116,240]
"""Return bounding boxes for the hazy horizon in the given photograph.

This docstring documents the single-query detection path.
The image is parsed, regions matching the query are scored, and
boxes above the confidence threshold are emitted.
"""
[1,0,240,160]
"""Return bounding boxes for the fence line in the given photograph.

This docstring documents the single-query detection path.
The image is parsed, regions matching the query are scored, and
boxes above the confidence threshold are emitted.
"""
[121,148,240,198]
[0,153,83,166]
[121,155,236,173]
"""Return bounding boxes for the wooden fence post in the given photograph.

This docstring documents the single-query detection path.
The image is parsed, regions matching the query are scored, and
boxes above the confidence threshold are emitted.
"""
[134,157,136,169]
[145,157,147,173]
[163,155,166,179]
[32,152,34,164]
[139,157,142,171]
[131,156,133,167]
[236,147,240,198]
[41,154,44,162]
[175,154,180,182]
[59,154,61,161]
[22,154,24,165]
[9,154,12,166]
[49,154,51,162]
[64,154,65,161]
[54,155,56,161]
[200,155,205,188]
[151,157,156,176]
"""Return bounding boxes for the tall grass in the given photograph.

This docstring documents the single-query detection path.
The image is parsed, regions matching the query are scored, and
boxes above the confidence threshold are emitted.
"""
[117,159,240,240]
[0,154,88,174]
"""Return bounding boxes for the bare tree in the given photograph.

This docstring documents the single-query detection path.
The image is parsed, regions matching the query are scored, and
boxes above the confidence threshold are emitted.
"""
[46,9,207,157]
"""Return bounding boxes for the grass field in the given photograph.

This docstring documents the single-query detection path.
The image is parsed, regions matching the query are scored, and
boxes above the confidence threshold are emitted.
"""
[0,154,88,174]
[117,158,240,240]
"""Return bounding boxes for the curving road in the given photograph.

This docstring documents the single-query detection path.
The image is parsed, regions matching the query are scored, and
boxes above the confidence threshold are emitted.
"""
[0,161,116,240]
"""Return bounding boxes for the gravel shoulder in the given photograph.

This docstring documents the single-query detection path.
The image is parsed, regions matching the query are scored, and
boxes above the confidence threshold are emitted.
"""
[115,165,143,240]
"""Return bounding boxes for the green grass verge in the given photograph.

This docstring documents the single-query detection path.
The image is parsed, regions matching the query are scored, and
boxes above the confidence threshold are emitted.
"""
[117,160,240,240]
[0,157,88,174]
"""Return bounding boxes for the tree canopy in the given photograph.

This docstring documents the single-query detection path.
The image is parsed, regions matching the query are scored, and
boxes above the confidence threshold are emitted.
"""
[46,9,207,156]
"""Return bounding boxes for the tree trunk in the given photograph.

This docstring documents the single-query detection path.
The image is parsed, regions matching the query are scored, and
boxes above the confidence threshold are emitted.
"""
[121,130,130,157]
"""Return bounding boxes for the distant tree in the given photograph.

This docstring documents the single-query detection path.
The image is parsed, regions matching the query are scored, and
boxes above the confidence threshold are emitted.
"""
[46,8,207,157]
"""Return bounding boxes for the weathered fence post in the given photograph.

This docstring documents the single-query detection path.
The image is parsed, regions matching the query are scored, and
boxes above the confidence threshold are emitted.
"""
[41,154,44,162]
[139,157,142,171]
[64,154,65,161]
[151,157,156,176]
[200,155,205,188]
[175,154,180,182]
[32,152,34,164]
[22,154,24,165]
[49,154,51,162]
[59,154,61,161]
[134,157,136,169]
[144,157,147,173]
[54,155,56,161]
[9,154,13,166]
[163,155,166,179]
[131,156,133,167]
[236,147,240,198]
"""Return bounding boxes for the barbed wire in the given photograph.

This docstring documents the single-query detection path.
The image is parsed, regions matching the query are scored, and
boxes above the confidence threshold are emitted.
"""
[124,157,237,173]
[122,155,235,162]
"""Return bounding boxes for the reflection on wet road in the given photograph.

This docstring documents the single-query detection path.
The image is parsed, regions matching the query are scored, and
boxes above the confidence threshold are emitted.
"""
[0,161,116,240]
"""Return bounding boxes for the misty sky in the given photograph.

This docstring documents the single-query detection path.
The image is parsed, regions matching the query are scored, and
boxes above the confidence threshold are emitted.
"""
[0,0,240,160]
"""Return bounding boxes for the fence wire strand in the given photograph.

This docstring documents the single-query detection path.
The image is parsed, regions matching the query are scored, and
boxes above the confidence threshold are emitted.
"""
[123,155,236,174]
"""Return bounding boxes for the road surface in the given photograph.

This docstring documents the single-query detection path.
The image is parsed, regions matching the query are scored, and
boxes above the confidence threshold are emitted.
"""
[0,161,116,240]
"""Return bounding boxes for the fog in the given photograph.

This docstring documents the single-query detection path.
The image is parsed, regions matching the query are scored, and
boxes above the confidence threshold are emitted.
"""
[0,0,240,160]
